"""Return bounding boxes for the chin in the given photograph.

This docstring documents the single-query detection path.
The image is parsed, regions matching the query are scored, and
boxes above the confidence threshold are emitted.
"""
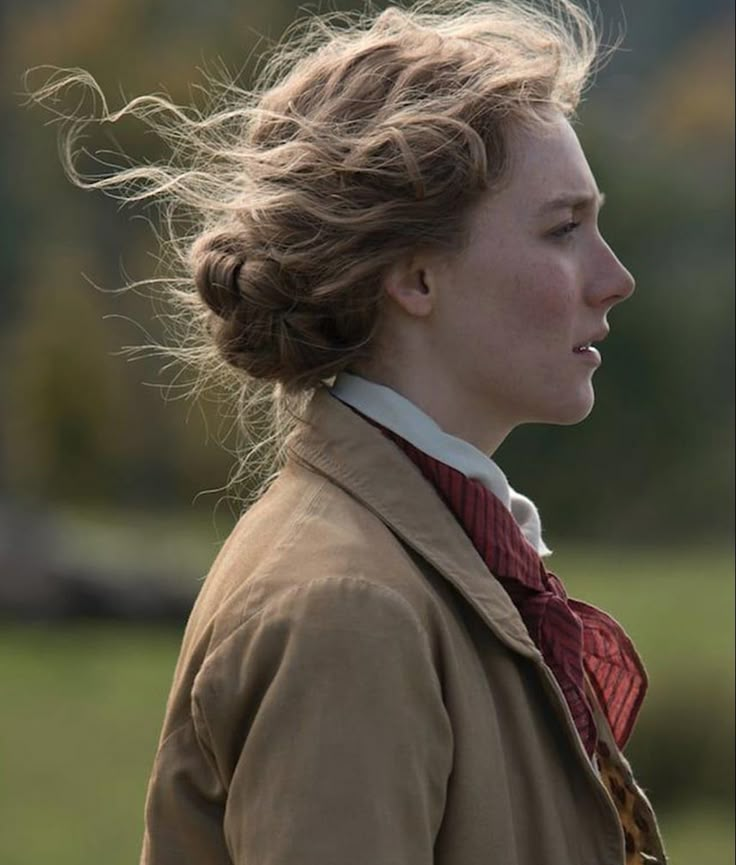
[561,396,596,425]
[538,391,596,426]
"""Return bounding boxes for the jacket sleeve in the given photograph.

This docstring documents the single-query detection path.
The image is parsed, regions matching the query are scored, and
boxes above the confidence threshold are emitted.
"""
[191,575,453,865]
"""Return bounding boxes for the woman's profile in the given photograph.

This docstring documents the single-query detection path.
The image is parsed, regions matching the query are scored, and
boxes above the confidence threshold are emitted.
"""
[29,1,668,862]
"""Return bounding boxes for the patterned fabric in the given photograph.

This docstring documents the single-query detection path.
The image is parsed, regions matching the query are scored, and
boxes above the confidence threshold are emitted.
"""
[585,672,665,864]
[594,741,662,863]
[376,425,648,759]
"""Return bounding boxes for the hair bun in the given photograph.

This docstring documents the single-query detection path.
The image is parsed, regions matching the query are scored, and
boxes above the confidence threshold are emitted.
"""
[192,229,247,319]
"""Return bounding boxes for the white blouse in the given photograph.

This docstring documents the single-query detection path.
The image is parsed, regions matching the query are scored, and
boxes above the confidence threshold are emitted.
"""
[329,372,552,558]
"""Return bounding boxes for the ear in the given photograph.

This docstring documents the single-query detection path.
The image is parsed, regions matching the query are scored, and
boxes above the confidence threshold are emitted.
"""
[382,255,437,318]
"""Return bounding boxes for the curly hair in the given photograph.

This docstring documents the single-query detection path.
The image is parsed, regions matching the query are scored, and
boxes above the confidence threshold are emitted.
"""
[26,0,604,502]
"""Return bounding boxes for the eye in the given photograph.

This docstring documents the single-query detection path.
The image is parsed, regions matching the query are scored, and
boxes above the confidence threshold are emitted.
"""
[551,220,581,239]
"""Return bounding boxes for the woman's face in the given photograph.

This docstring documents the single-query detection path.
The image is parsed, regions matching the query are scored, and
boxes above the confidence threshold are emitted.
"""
[418,113,635,448]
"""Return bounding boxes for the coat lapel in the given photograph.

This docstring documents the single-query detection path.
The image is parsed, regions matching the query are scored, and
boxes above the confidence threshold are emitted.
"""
[287,387,541,661]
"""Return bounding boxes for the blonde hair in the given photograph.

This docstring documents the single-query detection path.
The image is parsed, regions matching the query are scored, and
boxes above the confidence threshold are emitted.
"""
[26,0,603,504]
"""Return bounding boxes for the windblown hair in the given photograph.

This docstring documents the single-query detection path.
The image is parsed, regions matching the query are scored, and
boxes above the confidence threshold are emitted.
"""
[26,0,603,502]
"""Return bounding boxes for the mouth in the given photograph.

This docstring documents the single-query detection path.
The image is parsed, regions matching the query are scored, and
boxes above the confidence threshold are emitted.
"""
[572,328,610,354]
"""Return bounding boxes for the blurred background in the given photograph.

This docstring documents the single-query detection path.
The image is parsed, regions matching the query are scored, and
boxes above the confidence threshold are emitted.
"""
[1,0,734,862]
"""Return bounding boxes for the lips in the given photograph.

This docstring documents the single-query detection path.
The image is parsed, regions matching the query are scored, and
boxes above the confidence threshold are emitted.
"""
[573,328,609,352]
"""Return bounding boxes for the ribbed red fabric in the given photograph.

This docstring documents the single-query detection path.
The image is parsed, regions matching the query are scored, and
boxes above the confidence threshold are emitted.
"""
[377,424,648,758]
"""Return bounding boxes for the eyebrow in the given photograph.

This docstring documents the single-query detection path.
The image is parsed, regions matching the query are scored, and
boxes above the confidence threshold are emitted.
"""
[536,190,606,215]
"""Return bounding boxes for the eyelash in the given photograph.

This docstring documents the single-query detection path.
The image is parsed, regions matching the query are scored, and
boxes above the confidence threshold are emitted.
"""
[551,220,581,239]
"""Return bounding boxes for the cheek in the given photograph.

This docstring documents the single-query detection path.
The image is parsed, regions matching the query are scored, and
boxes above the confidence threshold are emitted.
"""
[492,270,571,349]
[441,249,575,352]
[513,263,576,333]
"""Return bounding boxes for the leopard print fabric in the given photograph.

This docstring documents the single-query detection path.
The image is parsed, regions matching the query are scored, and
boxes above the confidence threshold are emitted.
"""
[586,674,668,864]
[595,740,663,864]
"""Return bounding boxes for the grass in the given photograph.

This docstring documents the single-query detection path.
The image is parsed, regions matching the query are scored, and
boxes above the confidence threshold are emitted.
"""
[658,805,735,865]
[0,539,733,864]
[0,624,181,865]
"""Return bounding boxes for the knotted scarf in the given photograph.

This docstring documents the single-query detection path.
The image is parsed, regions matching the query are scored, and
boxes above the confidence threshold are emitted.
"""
[380,426,648,758]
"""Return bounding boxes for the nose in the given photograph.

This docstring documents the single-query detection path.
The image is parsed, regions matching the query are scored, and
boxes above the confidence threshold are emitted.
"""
[589,237,636,309]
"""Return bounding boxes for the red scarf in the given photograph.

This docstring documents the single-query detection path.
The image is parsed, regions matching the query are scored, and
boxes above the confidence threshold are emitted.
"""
[377,424,647,758]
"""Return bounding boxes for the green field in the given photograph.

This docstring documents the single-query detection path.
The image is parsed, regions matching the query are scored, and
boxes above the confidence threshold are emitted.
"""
[1,544,733,865]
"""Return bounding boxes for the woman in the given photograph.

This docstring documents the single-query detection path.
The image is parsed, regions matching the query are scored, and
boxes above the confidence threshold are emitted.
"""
[32,1,667,862]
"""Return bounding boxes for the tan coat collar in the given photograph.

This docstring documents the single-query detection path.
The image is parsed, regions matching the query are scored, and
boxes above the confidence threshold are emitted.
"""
[287,387,540,659]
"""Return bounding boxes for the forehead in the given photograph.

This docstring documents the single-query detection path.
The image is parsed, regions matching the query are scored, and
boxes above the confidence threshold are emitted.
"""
[503,115,600,209]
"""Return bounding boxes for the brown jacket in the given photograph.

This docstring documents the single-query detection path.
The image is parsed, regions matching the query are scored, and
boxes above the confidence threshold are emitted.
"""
[141,388,667,865]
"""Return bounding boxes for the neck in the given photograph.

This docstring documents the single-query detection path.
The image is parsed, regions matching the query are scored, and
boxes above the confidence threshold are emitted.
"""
[347,362,513,455]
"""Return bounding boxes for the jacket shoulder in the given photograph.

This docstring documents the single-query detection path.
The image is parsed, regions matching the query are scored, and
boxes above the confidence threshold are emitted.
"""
[185,459,441,659]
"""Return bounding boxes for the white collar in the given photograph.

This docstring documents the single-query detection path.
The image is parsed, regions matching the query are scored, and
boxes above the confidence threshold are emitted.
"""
[329,372,552,557]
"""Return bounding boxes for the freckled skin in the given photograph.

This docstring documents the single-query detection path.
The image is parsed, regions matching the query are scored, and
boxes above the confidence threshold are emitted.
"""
[358,113,636,454]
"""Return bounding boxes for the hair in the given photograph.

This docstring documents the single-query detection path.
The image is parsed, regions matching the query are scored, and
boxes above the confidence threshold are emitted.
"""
[25,0,604,506]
